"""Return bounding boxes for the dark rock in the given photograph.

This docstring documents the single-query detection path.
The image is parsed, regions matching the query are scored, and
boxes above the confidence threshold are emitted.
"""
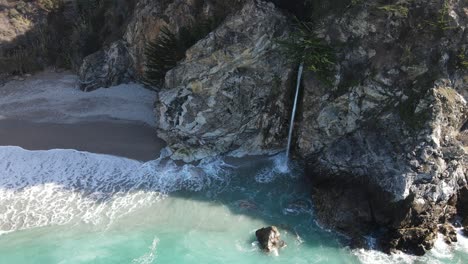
[389,227,437,256]
[78,41,134,92]
[255,226,286,254]
[439,224,458,244]
[124,0,246,77]
[457,186,468,235]
[299,0,467,255]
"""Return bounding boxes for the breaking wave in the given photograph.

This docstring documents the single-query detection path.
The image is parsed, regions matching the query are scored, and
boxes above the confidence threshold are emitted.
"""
[0,146,230,232]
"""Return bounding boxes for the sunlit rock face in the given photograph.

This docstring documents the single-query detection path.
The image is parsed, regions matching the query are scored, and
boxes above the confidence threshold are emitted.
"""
[296,0,467,255]
[155,0,293,162]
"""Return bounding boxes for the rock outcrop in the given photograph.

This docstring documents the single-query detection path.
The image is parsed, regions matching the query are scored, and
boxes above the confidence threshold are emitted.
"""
[255,226,286,254]
[297,0,467,255]
[78,41,134,91]
[125,0,243,77]
[78,0,246,88]
[155,0,293,162]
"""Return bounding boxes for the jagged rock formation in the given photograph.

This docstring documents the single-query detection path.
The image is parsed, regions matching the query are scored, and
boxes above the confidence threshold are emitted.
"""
[124,0,245,77]
[76,0,466,255]
[79,41,133,91]
[155,0,292,162]
[297,0,467,255]
[78,0,246,88]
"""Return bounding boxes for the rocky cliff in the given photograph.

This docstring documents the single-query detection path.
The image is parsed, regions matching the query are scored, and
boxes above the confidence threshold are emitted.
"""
[75,0,467,255]
[79,0,246,90]
[45,0,468,256]
[296,0,468,255]
[155,1,293,162]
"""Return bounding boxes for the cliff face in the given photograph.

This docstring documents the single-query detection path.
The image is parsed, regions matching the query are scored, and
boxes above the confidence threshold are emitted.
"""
[79,0,246,90]
[74,0,467,255]
[124,0,245,77]
[155,1,292,162]
[78,0,292,160]
[296,0,467,255]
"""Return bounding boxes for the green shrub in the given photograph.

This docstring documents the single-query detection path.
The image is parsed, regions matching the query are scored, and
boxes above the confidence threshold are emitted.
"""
[424,0,455,32]
[144,18,221,86]
[38,0,62,12]
[144,27,184,85]
[435,0,453,30]
[377,5,409,18]
[457,48,468,70]
[278,20,336,85]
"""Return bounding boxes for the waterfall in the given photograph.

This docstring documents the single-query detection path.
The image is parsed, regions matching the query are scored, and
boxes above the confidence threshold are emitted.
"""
[286,63,304,161]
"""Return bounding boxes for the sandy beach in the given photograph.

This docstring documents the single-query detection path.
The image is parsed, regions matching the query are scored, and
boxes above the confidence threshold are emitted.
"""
[0,71,164,161]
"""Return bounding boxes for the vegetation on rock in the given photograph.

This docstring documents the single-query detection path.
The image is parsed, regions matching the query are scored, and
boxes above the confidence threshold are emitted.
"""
[144,18,224,86]
[457,48,468,70]
[278,20,335,85]
[377,4,409,18]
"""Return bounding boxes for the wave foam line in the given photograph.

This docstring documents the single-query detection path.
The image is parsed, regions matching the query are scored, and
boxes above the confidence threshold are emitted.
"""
[0,146,230,232]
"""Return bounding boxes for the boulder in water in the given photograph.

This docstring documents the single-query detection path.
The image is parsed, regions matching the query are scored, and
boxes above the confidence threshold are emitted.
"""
[255,226,286,254]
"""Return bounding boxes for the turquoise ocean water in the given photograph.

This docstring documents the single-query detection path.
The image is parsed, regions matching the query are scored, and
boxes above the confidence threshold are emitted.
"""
[0,146,467,264]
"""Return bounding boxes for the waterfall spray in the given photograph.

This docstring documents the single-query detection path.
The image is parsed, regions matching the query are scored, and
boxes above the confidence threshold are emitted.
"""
[286,62,304,162]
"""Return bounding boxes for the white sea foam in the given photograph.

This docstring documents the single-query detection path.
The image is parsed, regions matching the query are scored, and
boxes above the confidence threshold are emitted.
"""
[254,153,297,183]
[353,230,468,264]
[0,146,229,232]
[353,248,419,264]
[452,228,468,253]
[431,233,454,260]
[131,237,160,264]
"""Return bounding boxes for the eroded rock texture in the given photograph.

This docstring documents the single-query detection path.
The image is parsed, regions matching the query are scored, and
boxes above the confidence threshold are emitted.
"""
[79,0,246,90]
[155,0,292,162]
[255,226,286,254]
[78,41,134,91]
[297,0,467,255]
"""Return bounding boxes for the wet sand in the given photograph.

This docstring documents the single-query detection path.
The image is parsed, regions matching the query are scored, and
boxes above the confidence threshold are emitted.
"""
[0,119,165,161]
[0,71,164,161]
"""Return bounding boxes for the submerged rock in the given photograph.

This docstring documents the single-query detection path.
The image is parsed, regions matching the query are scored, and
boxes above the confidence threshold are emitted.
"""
[255,226,286,254]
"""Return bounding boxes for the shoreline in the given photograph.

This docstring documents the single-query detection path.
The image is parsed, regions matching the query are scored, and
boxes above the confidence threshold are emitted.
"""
[0,119,165,162]
[0,70,163,161]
